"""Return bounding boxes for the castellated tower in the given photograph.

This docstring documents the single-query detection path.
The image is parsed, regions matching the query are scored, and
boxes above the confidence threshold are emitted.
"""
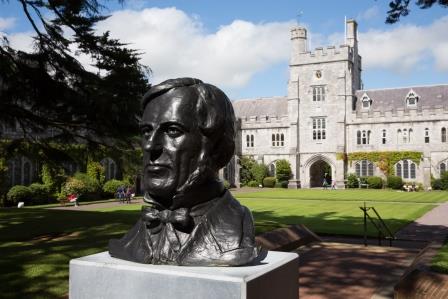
[287,19,362,188]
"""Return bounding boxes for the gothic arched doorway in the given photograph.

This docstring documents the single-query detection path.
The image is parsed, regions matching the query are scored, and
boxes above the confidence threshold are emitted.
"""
[309,160,332,187]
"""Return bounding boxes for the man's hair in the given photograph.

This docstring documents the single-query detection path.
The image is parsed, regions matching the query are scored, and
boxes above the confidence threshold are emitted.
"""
[142,77,236,171]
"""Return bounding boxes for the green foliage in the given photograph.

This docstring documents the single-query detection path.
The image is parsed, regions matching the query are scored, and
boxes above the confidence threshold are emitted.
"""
[431,241,448,274]
[346,173,359,188]
[102,179,130,197]
[41,163,67,192]
[366,176,384,189]
[62,172,100,200]
[346,151,423,175]
[275,159,292,182]
[6,185,31,206]
[387,176,403,190]
[251,163,269,185]
[29,183,52,205]
[247,180,259,187]
[240,156,257,186]
[275,181,289,188]
[87,161,105,186]
[432,172,448,190]
[223,180,231,189]
[263,177,276,188]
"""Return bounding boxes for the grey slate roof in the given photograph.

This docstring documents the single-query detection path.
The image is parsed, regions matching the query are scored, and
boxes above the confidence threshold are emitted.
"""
[355,84,448,113]
[232,96,288,118]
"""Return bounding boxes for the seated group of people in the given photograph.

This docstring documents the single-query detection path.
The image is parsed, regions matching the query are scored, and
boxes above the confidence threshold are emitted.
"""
[403,183,417,192]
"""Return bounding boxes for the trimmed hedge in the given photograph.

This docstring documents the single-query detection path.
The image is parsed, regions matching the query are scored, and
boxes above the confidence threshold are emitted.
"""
[346,173,358,188]
[6,185,31,206]
[247,180,259,187]
[275,181,289,188]
[387,175,403,190]
[29,183,51,205]
[103,179,130,197]
[366,176,383,189]
[263,177,276,188]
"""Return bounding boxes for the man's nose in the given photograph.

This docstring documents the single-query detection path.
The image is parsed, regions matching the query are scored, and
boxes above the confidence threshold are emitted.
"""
[143,131,163,161]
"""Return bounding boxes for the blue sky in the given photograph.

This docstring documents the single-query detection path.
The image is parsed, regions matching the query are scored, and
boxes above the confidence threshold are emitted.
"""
[1,0,447,99]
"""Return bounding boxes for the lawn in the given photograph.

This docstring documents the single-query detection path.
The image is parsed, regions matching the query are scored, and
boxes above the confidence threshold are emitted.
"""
[0,189,445,298]
[235,188,448,203]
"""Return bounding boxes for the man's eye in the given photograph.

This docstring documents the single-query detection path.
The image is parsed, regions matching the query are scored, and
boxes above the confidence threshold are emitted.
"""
[141,127,152,138]
[166,126,183,137]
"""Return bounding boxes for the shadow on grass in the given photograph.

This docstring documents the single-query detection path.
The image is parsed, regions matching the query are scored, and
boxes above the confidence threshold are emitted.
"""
[0,207,446,298]
[251,210,413,237]
[0,208,140,299]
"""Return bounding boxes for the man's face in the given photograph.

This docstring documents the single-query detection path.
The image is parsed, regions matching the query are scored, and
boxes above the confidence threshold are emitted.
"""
[141,88,203,204]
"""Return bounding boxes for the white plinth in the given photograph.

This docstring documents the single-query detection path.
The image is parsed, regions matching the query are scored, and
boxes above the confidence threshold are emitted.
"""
[69,251,299,299]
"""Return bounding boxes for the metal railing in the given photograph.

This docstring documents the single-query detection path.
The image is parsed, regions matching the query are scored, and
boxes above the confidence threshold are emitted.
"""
[360,202,395,246]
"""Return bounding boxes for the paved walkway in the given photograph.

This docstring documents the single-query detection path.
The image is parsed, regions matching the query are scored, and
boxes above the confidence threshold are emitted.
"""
[297,242,420,299]
[396,202,448,242]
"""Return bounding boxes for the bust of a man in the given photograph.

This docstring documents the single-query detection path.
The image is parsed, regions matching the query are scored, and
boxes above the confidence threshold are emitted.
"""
[109,78,259,266]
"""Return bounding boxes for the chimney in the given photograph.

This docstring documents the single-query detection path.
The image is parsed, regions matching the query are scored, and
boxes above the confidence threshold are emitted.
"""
[346,19,358,49]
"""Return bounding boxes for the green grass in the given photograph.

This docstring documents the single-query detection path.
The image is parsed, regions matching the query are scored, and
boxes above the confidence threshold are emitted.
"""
[236,189,447,203]
[0,207,140,299]
[0,189,446,298]
[431,241,448,274]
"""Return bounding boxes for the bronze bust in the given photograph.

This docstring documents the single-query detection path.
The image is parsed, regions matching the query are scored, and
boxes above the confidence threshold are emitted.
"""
[109,78,259,266]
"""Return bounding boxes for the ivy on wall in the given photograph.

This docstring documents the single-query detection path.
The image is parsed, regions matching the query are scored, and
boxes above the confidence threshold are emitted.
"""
[337,151,423,175]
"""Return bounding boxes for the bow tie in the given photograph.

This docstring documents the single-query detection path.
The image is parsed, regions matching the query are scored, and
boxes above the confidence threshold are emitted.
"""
[141,206,192,252]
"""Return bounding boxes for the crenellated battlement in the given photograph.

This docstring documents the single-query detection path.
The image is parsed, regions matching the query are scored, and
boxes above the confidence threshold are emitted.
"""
[291,44,354,65]
[351,105,448,123]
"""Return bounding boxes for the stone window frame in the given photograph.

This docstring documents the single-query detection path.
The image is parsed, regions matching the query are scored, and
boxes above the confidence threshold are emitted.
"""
[395,159,417,180]
[312,117,326,140]
[441,127,447,143]
[356,130,371,145]
[440,160,447,177]
[424,128,430,143]
[355,160,374,177]
[312,85,326,102]
[245,134,254,147]
[397,128,412,144]
[405,89,419,108]
[382,129,387,144]
[360,93,372,110]
[271,133,285,147]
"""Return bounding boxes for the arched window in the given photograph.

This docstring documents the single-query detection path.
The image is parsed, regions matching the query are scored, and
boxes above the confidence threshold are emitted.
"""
[23,161,32,186]
[425,128,429,143]
[269,163,276,176]
[403,129,408,144]
[382,129,387,144]
[397,129,402,144]
[246,135,250,147]
[280,134,284,146]
[276,133,280,146]
[357,131,361,145]
[101,157,118,180]
[440,162,447,176]
[395,160,416,179]
[442,128,447,143]
[250,135,254,147]
[271,134,275,146]
[355,160,374,177]
[408,129,413,143]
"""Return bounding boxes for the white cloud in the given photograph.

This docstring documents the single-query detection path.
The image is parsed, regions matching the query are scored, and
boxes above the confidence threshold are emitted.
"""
[359,16,448,73]
[356,6,380,21]
[0,17,15,31]
[5,32,34,51]
[96,7,294,88]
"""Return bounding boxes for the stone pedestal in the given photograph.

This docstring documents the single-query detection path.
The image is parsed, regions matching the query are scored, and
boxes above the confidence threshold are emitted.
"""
[69,251,299,299]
